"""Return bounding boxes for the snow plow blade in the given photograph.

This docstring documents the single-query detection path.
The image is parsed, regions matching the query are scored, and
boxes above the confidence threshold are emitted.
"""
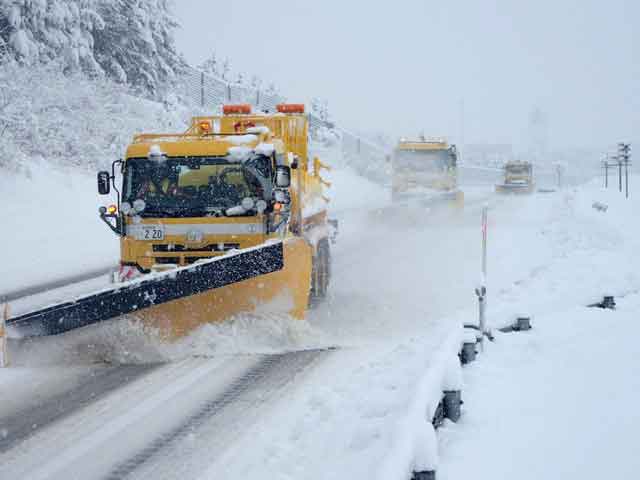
[7,241,291,339]
[495,183,534,194]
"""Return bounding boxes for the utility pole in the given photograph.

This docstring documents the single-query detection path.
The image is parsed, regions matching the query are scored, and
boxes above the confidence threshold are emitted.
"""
[618,155,623,193]
[603,145,632,198]
[618,143,631,198]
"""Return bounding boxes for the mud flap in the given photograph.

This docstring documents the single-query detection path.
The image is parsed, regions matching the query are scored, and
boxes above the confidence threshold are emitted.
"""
[7,242,285,338]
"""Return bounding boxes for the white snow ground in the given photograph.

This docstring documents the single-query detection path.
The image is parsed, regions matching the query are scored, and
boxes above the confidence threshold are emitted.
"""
[1,151,638,479]
[0,167,118,295]
[439,293,640,480]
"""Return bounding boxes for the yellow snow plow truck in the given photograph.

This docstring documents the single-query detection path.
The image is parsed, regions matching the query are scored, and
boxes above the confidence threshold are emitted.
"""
[495,160,534,194]
[391,137,463,207]
[8,104,333,340]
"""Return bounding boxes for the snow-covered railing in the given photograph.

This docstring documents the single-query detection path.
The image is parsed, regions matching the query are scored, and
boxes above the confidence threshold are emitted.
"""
[181,66,286,114]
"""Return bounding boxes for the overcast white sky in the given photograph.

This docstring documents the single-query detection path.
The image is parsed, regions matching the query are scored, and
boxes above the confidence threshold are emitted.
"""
[173,0,637,149]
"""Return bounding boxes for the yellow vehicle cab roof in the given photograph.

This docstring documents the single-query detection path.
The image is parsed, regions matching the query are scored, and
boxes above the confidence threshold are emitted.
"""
[125,133,284,159]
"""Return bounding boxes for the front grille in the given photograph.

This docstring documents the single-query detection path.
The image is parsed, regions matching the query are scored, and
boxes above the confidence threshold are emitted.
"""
[152,243,240,253]
[155,257,179,265]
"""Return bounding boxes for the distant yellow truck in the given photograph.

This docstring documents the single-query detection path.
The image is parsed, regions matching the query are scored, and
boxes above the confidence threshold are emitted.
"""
[495,161,534,194]
[391,137,463,207]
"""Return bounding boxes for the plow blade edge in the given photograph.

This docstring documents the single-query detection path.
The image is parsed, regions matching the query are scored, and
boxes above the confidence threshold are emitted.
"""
[7,242,285,338]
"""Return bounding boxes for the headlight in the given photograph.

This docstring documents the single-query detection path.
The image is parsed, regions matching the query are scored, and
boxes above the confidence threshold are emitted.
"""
[255,199,267,213]
[133,199,146,213]
[121,202,132,215]
[241,197,255,210]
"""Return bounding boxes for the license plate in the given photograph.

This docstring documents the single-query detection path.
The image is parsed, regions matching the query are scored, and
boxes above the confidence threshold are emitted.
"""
[138,225,164,241]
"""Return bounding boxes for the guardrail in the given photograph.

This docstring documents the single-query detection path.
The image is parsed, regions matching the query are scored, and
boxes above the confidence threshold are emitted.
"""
[0,266,115,304]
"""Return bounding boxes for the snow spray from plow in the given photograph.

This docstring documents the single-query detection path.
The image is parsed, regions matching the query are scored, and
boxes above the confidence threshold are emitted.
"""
[6,242,284,338]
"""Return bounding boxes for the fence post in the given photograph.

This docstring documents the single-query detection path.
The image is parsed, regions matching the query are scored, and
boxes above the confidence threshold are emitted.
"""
[1,303,8,368]
[200,71,205,108]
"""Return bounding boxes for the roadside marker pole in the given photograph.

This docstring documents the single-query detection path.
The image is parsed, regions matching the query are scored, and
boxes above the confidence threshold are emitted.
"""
[475,206,488,351]
[481,205,488,281]
[0,303,8,367]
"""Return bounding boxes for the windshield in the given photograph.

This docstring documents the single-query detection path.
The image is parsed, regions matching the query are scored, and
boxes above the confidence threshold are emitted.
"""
[507,165,531,175]
[122,155,272,217]
[393,149,454,174]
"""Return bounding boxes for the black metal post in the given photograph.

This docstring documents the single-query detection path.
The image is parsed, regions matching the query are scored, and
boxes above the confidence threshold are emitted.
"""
[625,159,629,199]
[618,159,623,192]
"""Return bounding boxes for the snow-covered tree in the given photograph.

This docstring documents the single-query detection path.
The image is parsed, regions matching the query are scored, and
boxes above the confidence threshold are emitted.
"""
[250,74,262,91]
[265,82,278,96]
[221,57,231,80]
[0,0,104,73]
[311,97,331,122]
[199,51,219,77]
[0,1,186,97]
[93,0,186,97]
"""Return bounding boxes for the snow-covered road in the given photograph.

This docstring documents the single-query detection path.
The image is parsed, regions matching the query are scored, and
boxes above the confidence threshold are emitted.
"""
[2,168,637,479]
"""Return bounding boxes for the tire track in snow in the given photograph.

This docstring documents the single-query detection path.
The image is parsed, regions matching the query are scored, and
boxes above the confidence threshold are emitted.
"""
[104,349,330,480]
[0,363,160,453]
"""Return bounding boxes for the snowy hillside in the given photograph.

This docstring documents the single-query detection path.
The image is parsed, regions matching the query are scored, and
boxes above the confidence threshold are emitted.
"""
[0,61,191,293]
[0,62,189,174]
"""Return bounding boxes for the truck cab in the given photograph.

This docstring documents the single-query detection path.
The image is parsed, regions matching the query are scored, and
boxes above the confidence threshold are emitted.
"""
[391,137,463,206]
[95,104,332,336]
[496,160,534,194]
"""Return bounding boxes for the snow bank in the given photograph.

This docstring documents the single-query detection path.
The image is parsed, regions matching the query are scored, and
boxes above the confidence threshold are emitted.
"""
[439,293,640,479]
[485,177,640,330]
[0,167,118,294]
[201,326,463,480]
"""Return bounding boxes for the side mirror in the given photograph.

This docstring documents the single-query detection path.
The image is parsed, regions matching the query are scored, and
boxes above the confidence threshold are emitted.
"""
[97,171,111,195]
[275,165,291,188]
